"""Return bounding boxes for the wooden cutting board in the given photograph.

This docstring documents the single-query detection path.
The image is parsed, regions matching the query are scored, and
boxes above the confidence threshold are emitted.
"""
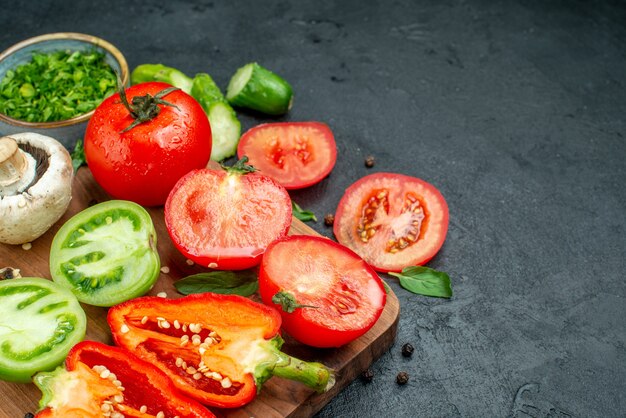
[0,167,400,418]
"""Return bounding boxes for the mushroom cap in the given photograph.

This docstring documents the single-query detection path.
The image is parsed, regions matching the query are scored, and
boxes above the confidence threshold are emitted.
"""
[0,132,73,245]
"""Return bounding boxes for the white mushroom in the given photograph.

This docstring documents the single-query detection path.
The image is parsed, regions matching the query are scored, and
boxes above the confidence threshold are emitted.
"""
[0,133,73,245]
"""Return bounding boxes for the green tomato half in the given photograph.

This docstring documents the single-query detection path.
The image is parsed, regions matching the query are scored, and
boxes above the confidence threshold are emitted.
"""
[50,200,160,307]
[0,277,87,383]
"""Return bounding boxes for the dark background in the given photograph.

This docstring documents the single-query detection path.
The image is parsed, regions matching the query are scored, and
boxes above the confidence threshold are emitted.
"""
[2,0,625,416]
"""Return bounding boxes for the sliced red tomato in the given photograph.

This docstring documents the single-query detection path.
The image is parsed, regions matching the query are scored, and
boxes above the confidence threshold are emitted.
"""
[333,173,449,272]
[258,235,387,348]
[34,340,214,418]
[164,162,292,270]
[236,122,337,189]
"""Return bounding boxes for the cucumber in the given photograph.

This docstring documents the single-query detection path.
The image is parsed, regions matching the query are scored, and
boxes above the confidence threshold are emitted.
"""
[130,64,193,94]
[226,62,293,116]
[191,73,242,161]
[130,64,241,161]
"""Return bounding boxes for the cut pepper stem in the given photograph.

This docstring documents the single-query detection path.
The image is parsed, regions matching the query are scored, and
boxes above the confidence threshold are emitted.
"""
[270,350,335,393]
[252,336,335,393]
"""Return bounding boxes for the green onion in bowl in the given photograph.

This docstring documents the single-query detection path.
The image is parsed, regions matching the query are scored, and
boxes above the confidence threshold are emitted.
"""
[0,49,117,123]
[0,33,128,149]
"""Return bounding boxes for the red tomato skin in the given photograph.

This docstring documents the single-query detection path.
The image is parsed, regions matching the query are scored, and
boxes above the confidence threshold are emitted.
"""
[258,235,386,348]
[333,172,449,273]
[84,82,212,207]
[237,122,337,189]
[165,168,292,270]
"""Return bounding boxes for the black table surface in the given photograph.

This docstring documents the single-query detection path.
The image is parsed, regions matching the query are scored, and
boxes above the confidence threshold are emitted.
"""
[2,1,625,417]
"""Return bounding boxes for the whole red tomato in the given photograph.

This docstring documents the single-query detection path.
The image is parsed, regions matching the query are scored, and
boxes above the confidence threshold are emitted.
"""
[84,82,212,206]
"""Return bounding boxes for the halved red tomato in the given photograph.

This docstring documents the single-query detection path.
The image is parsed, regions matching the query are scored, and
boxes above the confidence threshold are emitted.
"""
[333,173,449,272]
[164,162,292,270]
[236,122,337,189]
[258,235,386,348]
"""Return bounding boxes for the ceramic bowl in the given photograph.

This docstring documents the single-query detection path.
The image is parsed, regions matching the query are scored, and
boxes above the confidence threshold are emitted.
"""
[0,32,128,149]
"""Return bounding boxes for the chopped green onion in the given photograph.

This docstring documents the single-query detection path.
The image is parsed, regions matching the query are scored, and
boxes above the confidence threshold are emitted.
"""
[0,49,117,122]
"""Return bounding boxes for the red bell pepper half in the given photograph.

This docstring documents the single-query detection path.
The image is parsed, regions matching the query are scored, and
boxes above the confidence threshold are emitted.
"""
[107,293,335,408]
[33,340,215,418]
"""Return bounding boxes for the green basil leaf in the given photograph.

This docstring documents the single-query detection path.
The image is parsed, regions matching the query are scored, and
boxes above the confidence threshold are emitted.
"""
[389,266,453,298]
[71,139,86,172]
[174,270,258,296]
[292,201,317,222]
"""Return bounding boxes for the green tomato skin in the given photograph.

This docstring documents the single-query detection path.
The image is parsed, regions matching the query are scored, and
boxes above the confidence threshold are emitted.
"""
[49,200,160,307]
[0,278,86,383]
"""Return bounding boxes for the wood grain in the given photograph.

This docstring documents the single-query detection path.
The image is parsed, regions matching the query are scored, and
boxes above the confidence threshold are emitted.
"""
[0,168,399,418]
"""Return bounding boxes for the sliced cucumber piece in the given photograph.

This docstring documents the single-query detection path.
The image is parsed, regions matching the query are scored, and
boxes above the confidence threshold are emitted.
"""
[0,277,86,383]
[131,64,193,94]
[50,200,160,307]
[226,62,293,116]
[191,73,241,161]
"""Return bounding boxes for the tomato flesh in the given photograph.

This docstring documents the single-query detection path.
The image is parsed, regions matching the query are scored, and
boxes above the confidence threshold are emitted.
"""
[334,173,449,272]
[237,122,337,189]
[165,168,292,270]
[259,235,386,348]
[85,82,212,207]
[0,278,86,383]
[49,200,160,307]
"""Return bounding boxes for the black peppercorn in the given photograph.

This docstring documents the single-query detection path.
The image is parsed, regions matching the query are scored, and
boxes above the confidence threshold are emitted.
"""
[396,371,409,385]
[361,368,374,383]
[324,213,335,226]
[24,413,35,418]
[401,342,414,357]
[365,156,375,167]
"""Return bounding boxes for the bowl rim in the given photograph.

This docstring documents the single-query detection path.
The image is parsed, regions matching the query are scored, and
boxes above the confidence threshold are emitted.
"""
[0,32,129,129]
